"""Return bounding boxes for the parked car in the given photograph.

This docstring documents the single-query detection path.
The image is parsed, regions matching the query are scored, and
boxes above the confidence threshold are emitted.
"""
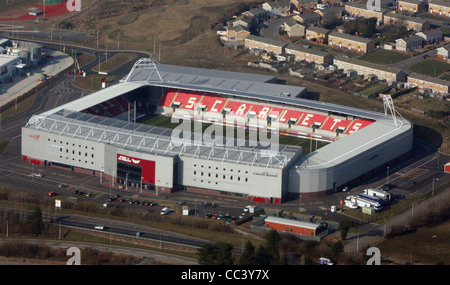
[58,183,68,188]
[33,173,44,178]
[47,191,56,197]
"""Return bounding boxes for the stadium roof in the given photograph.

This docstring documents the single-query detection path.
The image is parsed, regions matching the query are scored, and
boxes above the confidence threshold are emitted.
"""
[26,110,300,169]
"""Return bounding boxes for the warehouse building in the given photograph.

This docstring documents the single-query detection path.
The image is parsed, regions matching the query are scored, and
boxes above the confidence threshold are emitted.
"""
[264,216,324,237]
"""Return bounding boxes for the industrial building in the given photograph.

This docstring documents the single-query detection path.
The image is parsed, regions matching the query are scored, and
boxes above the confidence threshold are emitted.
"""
[21,59,413,203]
[264,216,324,237]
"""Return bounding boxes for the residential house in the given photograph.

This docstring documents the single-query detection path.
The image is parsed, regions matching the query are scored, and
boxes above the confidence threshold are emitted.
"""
[305,26,331,43]
[285,44,334,64]
[328,31,376,54]
[232,16,253,29]
[241,7,269,26]
[314,7,343,24]
[218,25,251,46]
[407,72,450,94]
[415,28,442,45]
[344,2,388,25]
[293,12,321,26]
[395,35,423,52]
[436,46,450,61]
[397,0,428,13]
[262,1,292,17]
[282,17,306,37]
[291,0,318,11]
[333,55,407,83]
[384,11,431,31]
[428,0,450,18]
[244,35,288,55]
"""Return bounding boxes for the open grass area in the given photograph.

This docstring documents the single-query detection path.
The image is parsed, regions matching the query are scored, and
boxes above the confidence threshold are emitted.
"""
[409,59,450,77]
[358,49,411,64]
[140,115,329,155]
[378,219,450,265]
[72,74,117,91]
[91,53,138,73]
[0,91,38,120]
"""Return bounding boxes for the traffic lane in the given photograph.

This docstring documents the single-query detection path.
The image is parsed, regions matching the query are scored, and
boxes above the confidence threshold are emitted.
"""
[53,215,207,248]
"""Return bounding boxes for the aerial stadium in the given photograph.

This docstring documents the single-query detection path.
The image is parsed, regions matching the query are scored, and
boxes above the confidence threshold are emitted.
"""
[21,59,413,203]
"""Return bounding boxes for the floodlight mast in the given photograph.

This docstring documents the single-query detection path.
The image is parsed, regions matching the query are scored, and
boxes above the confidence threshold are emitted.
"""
[123,58,163,84]
[383,95,397,128]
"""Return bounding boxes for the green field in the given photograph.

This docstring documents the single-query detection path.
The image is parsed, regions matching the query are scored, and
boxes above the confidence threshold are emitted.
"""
[140,115,329,155]
[409,59,450,77]
[358,49,411,64]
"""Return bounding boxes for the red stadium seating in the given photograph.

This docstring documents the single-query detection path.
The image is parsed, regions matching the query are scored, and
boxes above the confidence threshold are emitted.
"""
[321,117,353,132]
[224,101,252,116]
[200,95,227,113]
[297,112,328,127]
[158,89,178,107]
[345,119,374,134]
[173,92,203,110]
[156,89,375,135]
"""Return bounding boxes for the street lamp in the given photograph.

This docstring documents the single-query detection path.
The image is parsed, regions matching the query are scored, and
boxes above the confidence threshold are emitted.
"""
[432,178,439,196]
[386,166,389,184]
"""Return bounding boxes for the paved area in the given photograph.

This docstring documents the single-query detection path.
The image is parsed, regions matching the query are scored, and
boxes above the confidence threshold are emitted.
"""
[0,49,74,108]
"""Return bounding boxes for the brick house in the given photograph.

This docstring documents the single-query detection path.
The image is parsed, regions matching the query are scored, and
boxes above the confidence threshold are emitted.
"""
[407,73,450,94]
[244,35,288,55]
[305,26,331,43]
[344,2,388,25]
[428,0,450,18]
[395,35,423,52]
[384,11,431,31]
[285,44,334,64]
[328,32,376,54]
[397,0,428,13]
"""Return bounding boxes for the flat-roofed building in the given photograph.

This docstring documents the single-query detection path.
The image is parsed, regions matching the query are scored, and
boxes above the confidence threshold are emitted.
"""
[328,32,376,54]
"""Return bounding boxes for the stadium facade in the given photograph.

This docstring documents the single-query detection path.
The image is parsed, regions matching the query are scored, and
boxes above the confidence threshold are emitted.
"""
[21,59,413,203]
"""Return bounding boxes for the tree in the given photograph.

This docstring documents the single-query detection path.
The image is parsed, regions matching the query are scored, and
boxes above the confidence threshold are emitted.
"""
[197,242,234,265]
[30,207,42,236]
[339,220,358,240]
[239,240,258,265]
[331,241,344,256]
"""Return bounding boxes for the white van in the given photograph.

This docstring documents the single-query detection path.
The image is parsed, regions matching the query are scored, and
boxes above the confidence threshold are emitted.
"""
[94,225,104,230]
